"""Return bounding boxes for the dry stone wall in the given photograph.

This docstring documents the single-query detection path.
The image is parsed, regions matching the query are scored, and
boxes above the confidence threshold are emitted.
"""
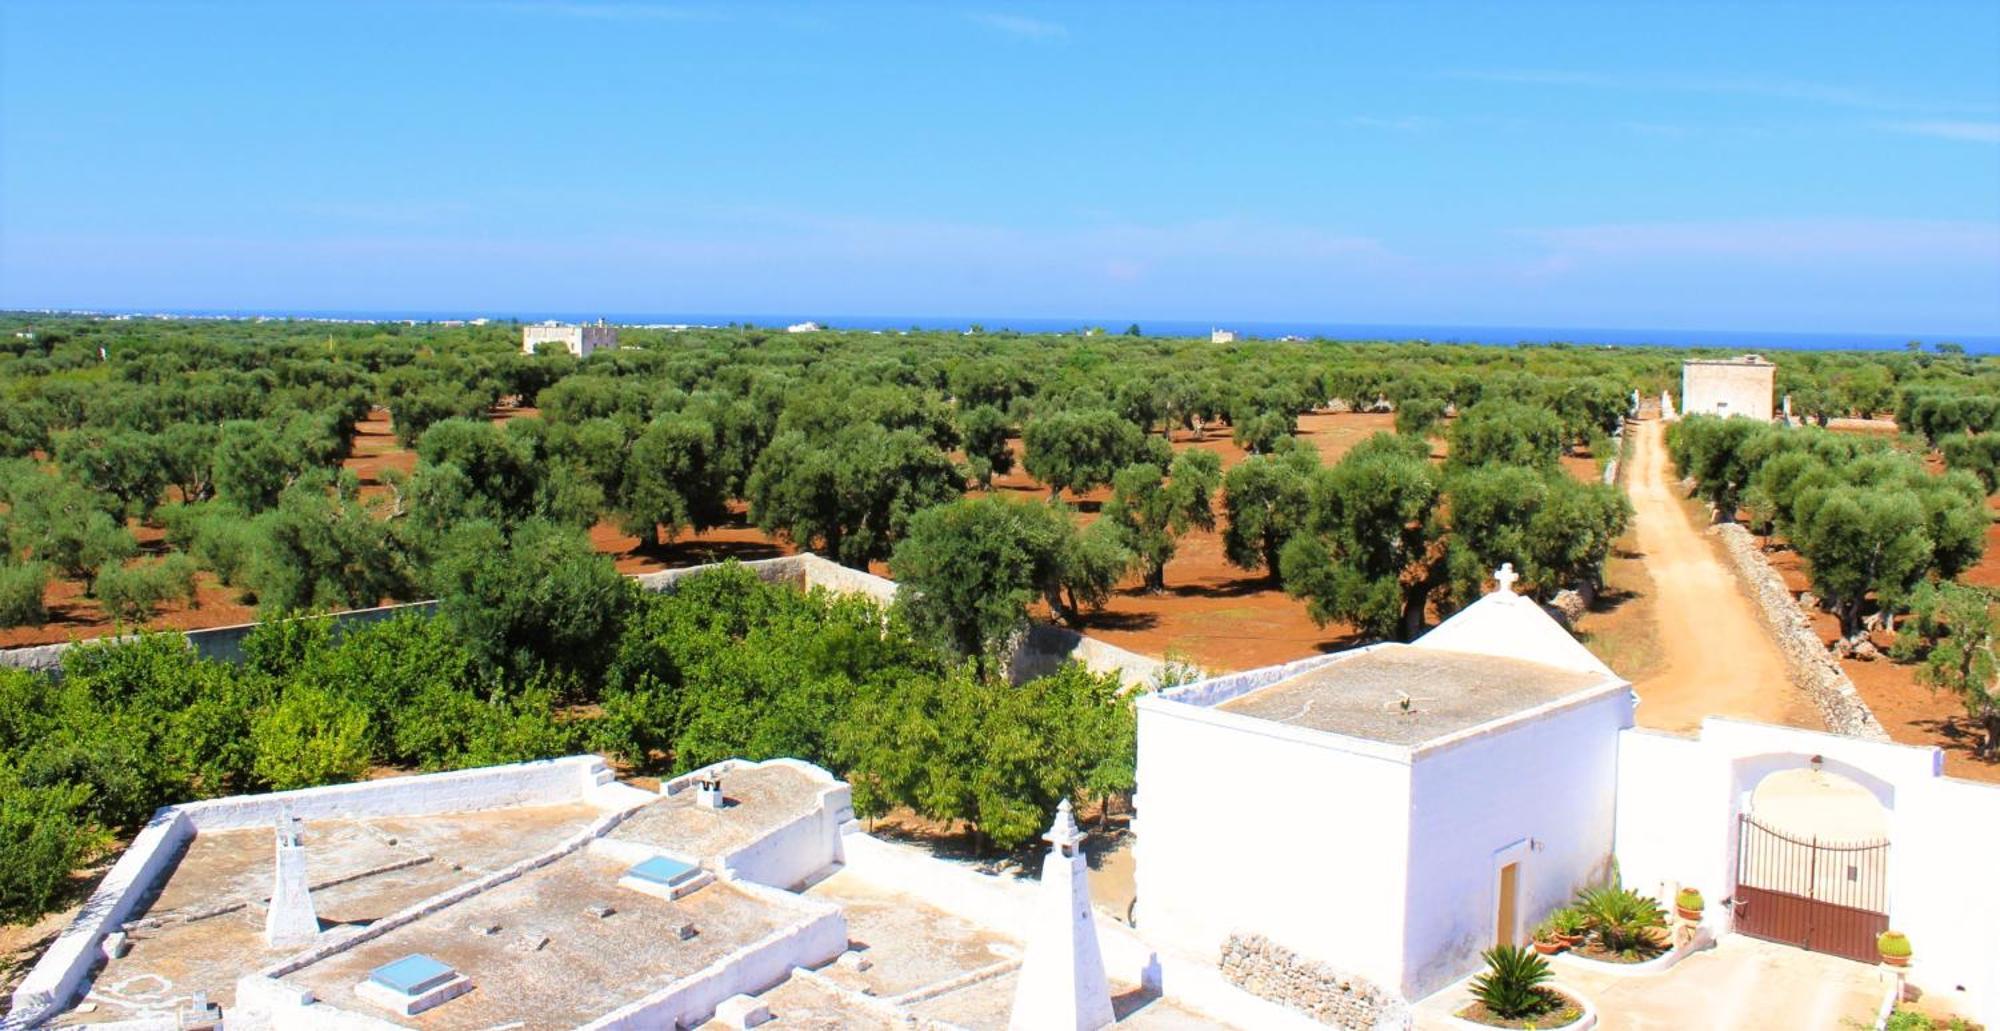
[1710,522,1890,741]
[1218,933,1408,1030]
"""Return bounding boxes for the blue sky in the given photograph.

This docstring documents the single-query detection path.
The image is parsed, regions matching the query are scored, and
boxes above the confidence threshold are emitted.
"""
[3,1,1998,335]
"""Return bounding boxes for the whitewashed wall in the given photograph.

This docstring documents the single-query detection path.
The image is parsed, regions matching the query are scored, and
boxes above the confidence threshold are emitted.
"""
[711,759,856,890]
[1614,717,2000,1026]
[1132,695,1416,996]
[1401,689,1632,998]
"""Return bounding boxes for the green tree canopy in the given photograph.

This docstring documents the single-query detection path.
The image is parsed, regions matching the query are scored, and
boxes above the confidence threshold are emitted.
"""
[1022,408,1151,499]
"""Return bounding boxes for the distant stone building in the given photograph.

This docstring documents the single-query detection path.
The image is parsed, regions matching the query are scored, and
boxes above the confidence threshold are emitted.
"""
[1211,328,1238,344]
[1681,354,1776,421]
[786,321,823,334]
[521,319,617,358]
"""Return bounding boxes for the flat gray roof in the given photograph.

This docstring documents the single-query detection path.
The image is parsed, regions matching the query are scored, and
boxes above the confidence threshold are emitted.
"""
[1216,645,1613,747]
[609,762,826,860]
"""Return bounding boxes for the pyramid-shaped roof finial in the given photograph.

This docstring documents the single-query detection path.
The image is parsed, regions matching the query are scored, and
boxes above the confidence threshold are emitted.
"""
[1043,798,1084,851]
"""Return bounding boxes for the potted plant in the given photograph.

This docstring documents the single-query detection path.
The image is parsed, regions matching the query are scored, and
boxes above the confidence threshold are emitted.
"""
[1549,906,1590,948]
[1531,917,1564,955]
[1675,887,1704,922]
[1878,930,1911,968]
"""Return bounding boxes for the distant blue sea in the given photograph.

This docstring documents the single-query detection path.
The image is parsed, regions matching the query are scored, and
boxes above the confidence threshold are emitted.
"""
[22,307,2000,354]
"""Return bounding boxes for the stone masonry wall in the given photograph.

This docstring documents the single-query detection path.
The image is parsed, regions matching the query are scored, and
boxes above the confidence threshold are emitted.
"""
[1218,933,1408,1030]
[1710,522,1890,741]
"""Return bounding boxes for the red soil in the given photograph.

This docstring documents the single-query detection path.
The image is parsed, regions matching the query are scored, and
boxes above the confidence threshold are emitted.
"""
[1762,526,2000,783]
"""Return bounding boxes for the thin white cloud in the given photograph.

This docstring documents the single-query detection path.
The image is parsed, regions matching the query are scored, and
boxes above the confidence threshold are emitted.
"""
[966,12,1068,40]
[1890,120,2000,144]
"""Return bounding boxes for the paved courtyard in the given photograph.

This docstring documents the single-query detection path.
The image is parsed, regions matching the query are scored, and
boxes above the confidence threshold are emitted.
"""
[1415,934,1888,1030]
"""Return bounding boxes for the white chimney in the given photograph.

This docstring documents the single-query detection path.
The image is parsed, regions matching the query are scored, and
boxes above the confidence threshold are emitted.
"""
[696,773,725,810]
[265,812,320,948]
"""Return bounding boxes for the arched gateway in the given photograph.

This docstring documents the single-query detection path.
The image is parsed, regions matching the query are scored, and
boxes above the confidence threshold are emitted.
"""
[1732,763,1891,963]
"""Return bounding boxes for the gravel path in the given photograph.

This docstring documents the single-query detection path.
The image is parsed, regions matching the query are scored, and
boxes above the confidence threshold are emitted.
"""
[1622,418,1818,733]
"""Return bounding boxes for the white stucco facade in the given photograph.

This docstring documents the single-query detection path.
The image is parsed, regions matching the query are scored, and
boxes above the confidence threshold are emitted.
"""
[1133,577,1636,1002]
[521,320,617,357]
[1681,355,1776,421]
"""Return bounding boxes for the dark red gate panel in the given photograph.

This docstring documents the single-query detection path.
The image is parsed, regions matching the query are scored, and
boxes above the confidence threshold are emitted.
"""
[1734,814,1889,965]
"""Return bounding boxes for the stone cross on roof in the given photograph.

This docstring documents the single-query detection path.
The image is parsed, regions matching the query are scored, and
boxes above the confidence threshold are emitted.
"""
[1493,563,1519,595]
[1043,798,1085,853]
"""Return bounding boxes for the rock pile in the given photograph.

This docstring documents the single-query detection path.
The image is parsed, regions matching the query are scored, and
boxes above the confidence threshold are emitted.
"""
[1218,933,1407,1030]
[1710,523,1889,741]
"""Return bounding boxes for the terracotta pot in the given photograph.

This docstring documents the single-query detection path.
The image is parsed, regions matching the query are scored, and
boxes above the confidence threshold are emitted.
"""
[1882,953,1910,968]
[1534,939,1563,956]
[1556,932,1586,948]
[1676,904,1703,922]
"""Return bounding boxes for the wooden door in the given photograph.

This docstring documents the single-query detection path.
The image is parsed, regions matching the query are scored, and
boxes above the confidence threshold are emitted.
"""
[1496,862,1520,947]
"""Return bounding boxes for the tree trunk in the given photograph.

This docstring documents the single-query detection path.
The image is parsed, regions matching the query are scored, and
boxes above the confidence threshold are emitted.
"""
[1264,539,1284,586]
[1983,712,2000,762]
[1047,587,1080,628]
[1400,572,1440,642]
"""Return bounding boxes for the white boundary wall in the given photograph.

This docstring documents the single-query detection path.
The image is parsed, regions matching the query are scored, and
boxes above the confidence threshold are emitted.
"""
[840,834,1335,1031]
[1614,718,2000,1026]
[3,756,618,1030]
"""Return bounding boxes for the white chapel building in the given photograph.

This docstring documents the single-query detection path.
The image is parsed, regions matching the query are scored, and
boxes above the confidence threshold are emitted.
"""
[1134,565,1633,1001]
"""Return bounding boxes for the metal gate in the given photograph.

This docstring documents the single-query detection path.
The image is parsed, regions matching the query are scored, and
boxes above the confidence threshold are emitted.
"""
[1734,813,1889,964]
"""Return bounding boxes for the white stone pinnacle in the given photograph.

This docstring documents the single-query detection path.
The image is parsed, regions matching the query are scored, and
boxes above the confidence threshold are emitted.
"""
[1493,563,1519,595]
[1044,798,1084,851]
[1009,799,1114,1031]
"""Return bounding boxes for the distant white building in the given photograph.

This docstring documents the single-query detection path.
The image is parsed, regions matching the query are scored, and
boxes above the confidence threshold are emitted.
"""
[521,319,617,358]
[1211,328,1238,344]
[1681,354,1776,421]
[786,321,823,334]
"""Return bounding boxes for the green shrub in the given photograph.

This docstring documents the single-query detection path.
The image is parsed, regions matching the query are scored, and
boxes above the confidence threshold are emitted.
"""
[94,554,199,623]
[1879,930,1912,958]
[251,685,371,790]
[0,561,49,628]
[0,773,106,924]
[1468,944,1557,1020]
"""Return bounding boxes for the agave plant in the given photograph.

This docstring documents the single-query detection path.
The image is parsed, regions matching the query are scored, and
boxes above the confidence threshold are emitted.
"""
[1575,885,1667,957]
[1468,944,1557,1019]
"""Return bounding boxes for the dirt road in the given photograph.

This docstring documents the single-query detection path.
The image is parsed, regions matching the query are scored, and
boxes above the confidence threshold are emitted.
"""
[1621,419,1819,732]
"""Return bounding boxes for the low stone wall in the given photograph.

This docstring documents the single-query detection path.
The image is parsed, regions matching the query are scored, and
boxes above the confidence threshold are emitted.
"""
[1008,623,1168,689]
[4,552,1148,687]
[1219,933,1407,1030]
[0,600,437,677]
[1709,523,1890,741]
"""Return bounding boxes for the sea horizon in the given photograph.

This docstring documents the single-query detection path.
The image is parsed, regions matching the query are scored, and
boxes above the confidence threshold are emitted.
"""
[6,306,1998,354]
